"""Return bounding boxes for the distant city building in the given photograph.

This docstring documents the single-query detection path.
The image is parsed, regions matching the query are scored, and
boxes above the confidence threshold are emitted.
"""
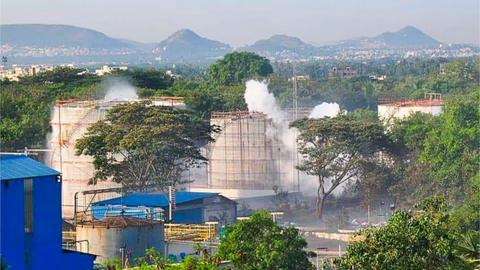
[94,65,128,76]
[329,66,357,79]
[377,93,443,126]
[288,75,310,82]
[0,155,96,270]
[369,74,387,81]
[0,64,54,81]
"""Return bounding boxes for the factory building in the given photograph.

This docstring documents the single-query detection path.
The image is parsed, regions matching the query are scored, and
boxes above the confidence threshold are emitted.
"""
[92,192,237,225]
[377,93,444,126]
[47,97,185,217]
[0,155,96,270]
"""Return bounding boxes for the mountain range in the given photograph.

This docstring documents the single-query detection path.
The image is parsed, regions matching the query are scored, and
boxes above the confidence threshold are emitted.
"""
[0,24,133,49]
[0,24,473,63]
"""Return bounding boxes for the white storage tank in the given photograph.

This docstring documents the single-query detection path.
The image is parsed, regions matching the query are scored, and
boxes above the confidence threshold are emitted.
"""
[75,216,164,262]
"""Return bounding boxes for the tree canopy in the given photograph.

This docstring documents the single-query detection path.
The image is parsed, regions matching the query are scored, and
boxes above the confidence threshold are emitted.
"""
[335,197,476,270]
[291,115,394,218]
[75,102,217,191]
[207,51,273,85]
[217,211,312,270]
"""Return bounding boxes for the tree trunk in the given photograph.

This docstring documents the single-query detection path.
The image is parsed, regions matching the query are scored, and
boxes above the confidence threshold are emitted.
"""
[316,176,327,219]
[316,194,327,219]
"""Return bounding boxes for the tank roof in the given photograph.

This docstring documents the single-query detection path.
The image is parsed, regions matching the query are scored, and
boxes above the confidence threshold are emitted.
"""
[55,96,185,108]
[378,98,444,107]
[78,216,162,228]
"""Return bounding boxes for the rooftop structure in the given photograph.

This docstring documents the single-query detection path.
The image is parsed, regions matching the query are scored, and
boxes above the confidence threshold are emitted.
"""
[377,93,444,125]
[92,192,237,225]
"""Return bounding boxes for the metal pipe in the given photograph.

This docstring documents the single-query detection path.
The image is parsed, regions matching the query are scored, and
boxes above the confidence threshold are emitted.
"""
[74,191,79,226]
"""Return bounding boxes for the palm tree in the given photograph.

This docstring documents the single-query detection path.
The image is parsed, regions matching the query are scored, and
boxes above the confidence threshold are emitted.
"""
[455,230,480,270]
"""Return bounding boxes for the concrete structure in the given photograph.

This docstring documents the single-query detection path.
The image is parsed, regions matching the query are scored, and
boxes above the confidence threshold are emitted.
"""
[0,155,95,270]
[92,192,237,226]
[329,66,357,79]
[75,216,164,263]
[47,97,185,217]
[378,94,443,126]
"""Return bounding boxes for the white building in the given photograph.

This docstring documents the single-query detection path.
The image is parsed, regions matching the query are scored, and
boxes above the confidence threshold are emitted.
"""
[94,65,128,76]
[378,94,443,126]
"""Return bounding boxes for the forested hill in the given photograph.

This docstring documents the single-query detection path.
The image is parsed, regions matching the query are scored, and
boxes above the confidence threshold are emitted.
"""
[0,24,133,48]
[242,34,318,56]
[331,26,442,49]
[155,29,232,61]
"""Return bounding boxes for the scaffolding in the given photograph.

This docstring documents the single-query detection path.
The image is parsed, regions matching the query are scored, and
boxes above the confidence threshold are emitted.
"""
[48,97,186,217]
[208,110,310,191]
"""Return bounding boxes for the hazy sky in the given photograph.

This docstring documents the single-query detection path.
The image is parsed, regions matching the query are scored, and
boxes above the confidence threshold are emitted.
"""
[1,0,479,46]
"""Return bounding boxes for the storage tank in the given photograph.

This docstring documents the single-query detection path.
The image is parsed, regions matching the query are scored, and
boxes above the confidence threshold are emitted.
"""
[48,98,186,217]
[208,112,292,190]
[75,216,164,262]
[48,100,123,217]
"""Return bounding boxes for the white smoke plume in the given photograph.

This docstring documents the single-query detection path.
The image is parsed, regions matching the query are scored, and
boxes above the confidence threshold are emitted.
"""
[243,80,344,195]
[244,80,286,125]
[308,102,340,119]
[103,78,138,101]
[244,80,295,151]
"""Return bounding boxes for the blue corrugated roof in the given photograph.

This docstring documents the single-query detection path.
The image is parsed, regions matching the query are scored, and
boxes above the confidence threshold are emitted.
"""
[0,155,59,181]
[93,192,219,207]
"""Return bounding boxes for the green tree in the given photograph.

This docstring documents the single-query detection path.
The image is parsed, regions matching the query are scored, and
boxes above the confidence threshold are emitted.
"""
[127,69,174,90]
[335,197,463,270]
[291,115,394,218]
[207,52,273,85]
[75,102,217,191]
[420,93,479,201]
[217,211,312,270]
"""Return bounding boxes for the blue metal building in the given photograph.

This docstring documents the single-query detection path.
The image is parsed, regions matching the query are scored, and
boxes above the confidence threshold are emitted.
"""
[92,192,237,225]
[0,155,96,270]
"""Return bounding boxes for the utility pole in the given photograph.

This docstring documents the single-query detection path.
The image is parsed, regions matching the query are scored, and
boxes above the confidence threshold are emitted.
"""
[291,62,300,192]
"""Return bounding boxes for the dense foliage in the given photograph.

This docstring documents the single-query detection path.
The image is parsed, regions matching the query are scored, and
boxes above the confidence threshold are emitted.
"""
[335,197,479,270]
[207,51,273,85]
[388,92,479,205]
[217,211,313,270]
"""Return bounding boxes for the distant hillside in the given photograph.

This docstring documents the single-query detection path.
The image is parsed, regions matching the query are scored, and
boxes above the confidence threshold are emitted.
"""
[375,26,440,48]
[242,35,318,57]
[332,26,441,49]
[156,29,232,61]
[0,24,133,49]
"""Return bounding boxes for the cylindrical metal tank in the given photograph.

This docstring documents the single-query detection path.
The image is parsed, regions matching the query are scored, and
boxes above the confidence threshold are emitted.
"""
[48,100,123,217]
[208,112,291,190]
[48,98,186,217]
[76,216,164,262]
